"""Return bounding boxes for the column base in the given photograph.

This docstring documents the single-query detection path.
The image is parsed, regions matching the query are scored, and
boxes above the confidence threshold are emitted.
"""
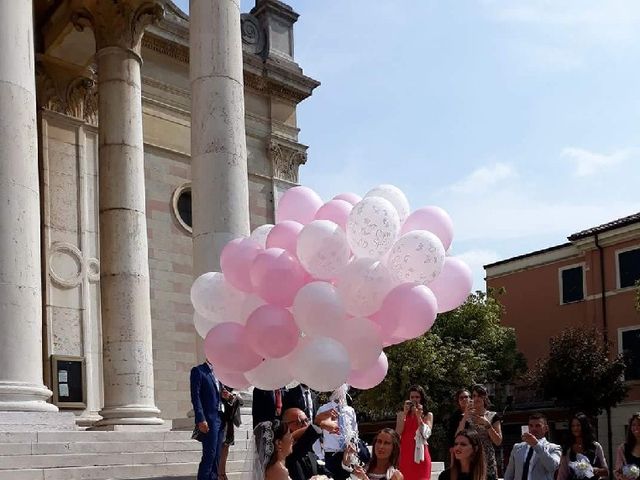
[0,381,57,412]
[92,404,165,430]
[0,411,77,431]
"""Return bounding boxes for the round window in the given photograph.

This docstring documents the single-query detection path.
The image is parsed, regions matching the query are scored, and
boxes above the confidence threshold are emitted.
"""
[172,183,192,233]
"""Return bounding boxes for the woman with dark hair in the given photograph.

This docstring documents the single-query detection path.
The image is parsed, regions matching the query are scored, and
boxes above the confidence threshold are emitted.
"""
[557,412,608,480]
[438,429,487,480]
[460,385,502,480]
[614,412,640,480]
[447,389,472,451]
[396,385,433,480]
[254,419,294,480]
[342,428,404,480]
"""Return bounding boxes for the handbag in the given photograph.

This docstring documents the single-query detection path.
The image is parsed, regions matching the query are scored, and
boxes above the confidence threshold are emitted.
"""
[192,425,206,442]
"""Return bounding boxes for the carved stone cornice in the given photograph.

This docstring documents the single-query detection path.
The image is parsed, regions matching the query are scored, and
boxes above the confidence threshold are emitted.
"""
[142,32,189,63]
[36,55,98,124]
[70,0,164,55]
[268,137,308,183]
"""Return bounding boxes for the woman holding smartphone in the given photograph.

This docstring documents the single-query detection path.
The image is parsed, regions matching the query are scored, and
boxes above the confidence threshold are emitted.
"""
[459,385,502,480]
[396,385,433,480]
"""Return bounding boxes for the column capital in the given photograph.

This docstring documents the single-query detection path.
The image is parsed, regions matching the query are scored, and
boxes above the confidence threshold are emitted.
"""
[35,55,98,124]
[70,0,164,55]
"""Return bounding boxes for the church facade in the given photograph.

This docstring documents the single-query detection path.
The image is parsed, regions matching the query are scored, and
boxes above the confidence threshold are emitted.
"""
[0,0,318,428]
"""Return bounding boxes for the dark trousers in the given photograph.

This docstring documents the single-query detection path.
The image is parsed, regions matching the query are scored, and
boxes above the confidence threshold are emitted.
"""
[325,451,350,480]
[198,416,224,480]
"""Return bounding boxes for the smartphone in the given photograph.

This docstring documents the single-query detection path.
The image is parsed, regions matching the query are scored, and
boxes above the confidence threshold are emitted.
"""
[521,425,529,435]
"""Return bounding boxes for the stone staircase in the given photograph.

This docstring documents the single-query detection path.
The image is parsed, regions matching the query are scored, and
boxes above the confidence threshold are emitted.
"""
[0,408,255,480]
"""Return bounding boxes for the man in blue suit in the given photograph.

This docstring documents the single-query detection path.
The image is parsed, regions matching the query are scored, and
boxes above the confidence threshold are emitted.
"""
[191,360,227,480]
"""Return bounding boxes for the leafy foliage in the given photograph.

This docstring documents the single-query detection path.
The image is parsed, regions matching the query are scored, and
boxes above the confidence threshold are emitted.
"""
[528,326,627,416]
[352,290,527,459]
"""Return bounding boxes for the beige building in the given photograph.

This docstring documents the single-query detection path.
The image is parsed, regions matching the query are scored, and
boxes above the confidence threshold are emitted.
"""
[0,0,318,476]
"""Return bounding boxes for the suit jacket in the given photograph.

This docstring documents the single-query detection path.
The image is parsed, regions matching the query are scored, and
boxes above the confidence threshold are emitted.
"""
[252,388,283,429]
[285,424,325,480]
[504,439,562,480]
[190,362,221,427]
[283,385,318,419]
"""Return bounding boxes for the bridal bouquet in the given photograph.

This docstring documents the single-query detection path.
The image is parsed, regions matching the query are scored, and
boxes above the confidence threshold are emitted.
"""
[569,454,594,479]
[622,464,640,480]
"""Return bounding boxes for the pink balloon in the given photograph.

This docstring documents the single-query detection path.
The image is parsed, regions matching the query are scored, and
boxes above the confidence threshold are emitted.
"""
[331,317,383,370]
[276,186,323,225]
[220,238,262,293]
[204,323,262,373]
[333,192,362,206]
[428,257,473,313]
[266,220,303,255]
[401,206,454,250]
[314,199,353,231]
[246,305,300,359]
[374,283,438,340]
[348,351,388,389]
[215,368,251,390]
[250,248,307,307]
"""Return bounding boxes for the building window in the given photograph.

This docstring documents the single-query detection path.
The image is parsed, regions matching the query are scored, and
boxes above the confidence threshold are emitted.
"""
[617,247,640,289]
[172,183,192,234]
[560,265,584,304]
[619,327,640,381]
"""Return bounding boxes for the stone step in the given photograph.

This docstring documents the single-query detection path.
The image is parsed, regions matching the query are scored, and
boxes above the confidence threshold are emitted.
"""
[0,431,194,444]
[0,461,197,480]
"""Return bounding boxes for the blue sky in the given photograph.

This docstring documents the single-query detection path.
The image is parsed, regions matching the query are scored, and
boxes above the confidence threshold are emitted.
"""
[174,0,640,290]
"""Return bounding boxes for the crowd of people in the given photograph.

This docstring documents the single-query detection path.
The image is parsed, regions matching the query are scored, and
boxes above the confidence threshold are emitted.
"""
[190,361,640,480]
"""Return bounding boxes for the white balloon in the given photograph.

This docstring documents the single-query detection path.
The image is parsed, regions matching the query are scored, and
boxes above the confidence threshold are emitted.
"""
[245,358,294,390]
[331,317,383,370]
[297,220,351,280]
[193,311,216,339]
[335,258,393,317]
[347,197,400,259]
[249,224,274,248]
[293,281,346,336]
[240,294,266,324]
[365,184,410,223]
[289,337,350,392]
[387,230,446,284]
[190,272,245,324]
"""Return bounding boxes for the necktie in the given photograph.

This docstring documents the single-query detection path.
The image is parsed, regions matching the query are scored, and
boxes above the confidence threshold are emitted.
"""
[305,389,313,420]
[337,405,347,450]
[522,447,534,480]
[274,389,282,416]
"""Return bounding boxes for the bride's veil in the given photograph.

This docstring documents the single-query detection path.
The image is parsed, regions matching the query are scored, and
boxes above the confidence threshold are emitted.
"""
[251,421,275,480]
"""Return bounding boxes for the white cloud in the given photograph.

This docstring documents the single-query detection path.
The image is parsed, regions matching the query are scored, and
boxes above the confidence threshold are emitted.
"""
[561,147,634,177]
[481,0,640,72]
[448,162,517,195]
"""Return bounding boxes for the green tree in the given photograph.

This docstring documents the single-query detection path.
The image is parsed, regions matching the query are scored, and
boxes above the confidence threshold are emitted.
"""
[353,290,526,459]
[529,326,627,416]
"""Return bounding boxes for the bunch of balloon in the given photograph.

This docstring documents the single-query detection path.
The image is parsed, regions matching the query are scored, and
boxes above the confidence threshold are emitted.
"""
[190,185,473,392]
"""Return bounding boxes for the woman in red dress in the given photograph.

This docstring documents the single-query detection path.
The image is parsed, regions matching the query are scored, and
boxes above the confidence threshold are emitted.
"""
[396,385,433,480]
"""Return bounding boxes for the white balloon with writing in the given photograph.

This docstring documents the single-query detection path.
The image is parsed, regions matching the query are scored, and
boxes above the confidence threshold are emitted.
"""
[347,197,400,259]
[387,230,446,284]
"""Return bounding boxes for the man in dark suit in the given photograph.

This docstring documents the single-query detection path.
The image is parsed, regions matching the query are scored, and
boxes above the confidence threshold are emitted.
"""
[282,407,339,480]
[283,384,318,421]
[191,360,227,480]
[251,387,284,429]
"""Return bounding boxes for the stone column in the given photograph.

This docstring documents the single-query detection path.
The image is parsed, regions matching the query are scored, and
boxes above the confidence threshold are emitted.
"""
[190,0,251,275]
[71,1,164,428]
[0,2,57,412]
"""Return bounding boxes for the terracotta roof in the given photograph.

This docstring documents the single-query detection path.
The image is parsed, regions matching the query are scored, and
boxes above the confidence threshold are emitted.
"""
[567,211,640,241]
[484,242,573,269]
